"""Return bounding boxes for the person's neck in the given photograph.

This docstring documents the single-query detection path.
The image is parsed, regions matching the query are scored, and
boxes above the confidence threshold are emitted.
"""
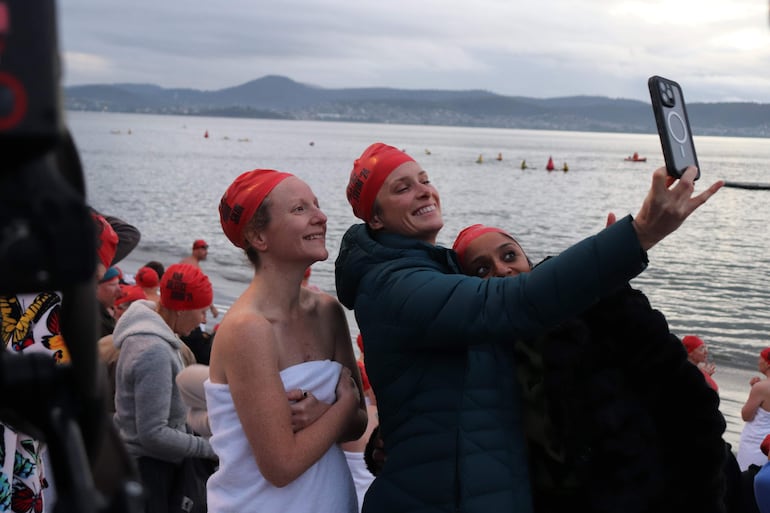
[376,227,439,246]
[157,304,178,333]
[250,260,309,318]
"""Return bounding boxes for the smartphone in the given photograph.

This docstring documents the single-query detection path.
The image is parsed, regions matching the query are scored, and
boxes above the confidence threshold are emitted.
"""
[648,75,700,180]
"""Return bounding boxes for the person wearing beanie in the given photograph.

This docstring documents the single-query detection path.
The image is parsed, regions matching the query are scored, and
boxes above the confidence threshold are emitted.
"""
[97,266,123,337]
[737,348,770,471]
[334,142,722,513]
[450,224,728,512]
[113,263,216,512]
[207,169,366,513]
[681,334,719,392]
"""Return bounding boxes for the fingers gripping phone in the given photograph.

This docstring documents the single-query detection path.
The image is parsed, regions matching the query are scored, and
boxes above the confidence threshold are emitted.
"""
[648,75,700,180]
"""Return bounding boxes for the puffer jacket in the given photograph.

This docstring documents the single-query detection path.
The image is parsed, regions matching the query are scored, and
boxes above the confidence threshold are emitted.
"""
[334,216,648,513]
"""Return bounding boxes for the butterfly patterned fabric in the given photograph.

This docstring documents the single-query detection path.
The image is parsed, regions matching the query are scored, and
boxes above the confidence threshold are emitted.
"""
[0,292,69,512]
[0,294,68,363]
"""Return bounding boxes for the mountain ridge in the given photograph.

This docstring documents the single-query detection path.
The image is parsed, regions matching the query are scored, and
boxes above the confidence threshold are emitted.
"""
[63,75,770,138]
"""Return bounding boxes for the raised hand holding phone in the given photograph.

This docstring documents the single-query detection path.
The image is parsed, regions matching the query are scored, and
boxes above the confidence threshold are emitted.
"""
[633,166,723,251]
[648,75,700,180]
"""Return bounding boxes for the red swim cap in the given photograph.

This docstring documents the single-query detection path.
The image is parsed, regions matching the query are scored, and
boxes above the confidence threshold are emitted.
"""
[761,348,770,364]
[135,266,160,288]
[452,224,510,267]
[682,335,704,354]
[93,213,118,268]
[220,169,293,248]
[347,143,415,222]
[160,263,213,311]
[115,284,147,307]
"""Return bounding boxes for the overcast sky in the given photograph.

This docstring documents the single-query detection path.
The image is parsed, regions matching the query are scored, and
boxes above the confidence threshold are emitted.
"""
[59,0,770,103]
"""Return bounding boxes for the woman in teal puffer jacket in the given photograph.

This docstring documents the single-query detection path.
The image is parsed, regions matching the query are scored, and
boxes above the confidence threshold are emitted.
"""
[334,142,722,513]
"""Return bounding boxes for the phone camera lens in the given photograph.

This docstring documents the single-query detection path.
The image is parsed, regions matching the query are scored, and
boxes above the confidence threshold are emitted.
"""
[659,83,676,108]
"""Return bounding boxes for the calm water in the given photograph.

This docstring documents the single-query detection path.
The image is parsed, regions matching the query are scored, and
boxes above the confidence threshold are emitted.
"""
[68,111,770,445]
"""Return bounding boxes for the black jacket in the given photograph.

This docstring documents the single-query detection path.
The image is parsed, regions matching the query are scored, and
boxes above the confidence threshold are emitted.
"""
[519,283,727,513]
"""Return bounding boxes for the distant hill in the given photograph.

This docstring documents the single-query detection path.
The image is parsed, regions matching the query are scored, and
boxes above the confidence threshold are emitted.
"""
[63,75,770,137]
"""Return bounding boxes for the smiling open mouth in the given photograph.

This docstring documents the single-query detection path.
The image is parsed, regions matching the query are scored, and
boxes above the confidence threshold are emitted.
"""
[413,205,436,216]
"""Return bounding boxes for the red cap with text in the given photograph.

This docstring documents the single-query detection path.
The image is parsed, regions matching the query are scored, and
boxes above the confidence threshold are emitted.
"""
[347,143,415,222]
[160,263,213,311]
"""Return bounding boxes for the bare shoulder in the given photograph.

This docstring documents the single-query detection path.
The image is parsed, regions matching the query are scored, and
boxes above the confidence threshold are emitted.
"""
[210,305,279,384]
[217,307,272,350]
[211,306,277,372]
[753,378,770,394]
[311,288,345,316]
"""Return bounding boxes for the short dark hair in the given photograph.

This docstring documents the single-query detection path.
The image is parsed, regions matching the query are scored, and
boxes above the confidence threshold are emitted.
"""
[143,260,165,280]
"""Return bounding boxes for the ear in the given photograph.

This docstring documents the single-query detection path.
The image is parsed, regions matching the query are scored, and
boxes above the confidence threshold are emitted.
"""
[367,214,384,231]
[244,228,269,251]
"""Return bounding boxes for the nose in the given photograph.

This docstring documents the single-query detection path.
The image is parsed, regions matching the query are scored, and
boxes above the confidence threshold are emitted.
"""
[493,262,517,278]
[312,205,327,224]
[415,182,432,198]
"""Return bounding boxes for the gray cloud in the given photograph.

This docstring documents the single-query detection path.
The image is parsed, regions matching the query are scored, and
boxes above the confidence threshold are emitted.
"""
[59,0,770,102]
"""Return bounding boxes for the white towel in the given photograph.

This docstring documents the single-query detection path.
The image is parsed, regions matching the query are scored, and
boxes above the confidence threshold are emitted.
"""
[737,407,770,471]
[205,360,357,513]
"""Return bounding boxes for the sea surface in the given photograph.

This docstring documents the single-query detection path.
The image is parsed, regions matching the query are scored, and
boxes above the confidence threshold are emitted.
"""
[67,110,770,448]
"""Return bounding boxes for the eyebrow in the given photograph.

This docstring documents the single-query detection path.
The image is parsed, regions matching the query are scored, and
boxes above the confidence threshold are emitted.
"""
[467,254,491,267]
[467,242,520,266]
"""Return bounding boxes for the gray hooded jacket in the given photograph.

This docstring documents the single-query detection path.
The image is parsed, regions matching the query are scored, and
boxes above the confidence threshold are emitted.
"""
[113,299,214,462]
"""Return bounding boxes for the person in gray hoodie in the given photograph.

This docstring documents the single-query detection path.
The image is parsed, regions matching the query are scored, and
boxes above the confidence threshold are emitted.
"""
[113,262,216,513]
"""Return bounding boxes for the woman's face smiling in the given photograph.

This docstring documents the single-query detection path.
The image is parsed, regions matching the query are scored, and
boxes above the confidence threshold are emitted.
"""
[261,177,329,264]
[461,231,532,279]
[369,161,443,244]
